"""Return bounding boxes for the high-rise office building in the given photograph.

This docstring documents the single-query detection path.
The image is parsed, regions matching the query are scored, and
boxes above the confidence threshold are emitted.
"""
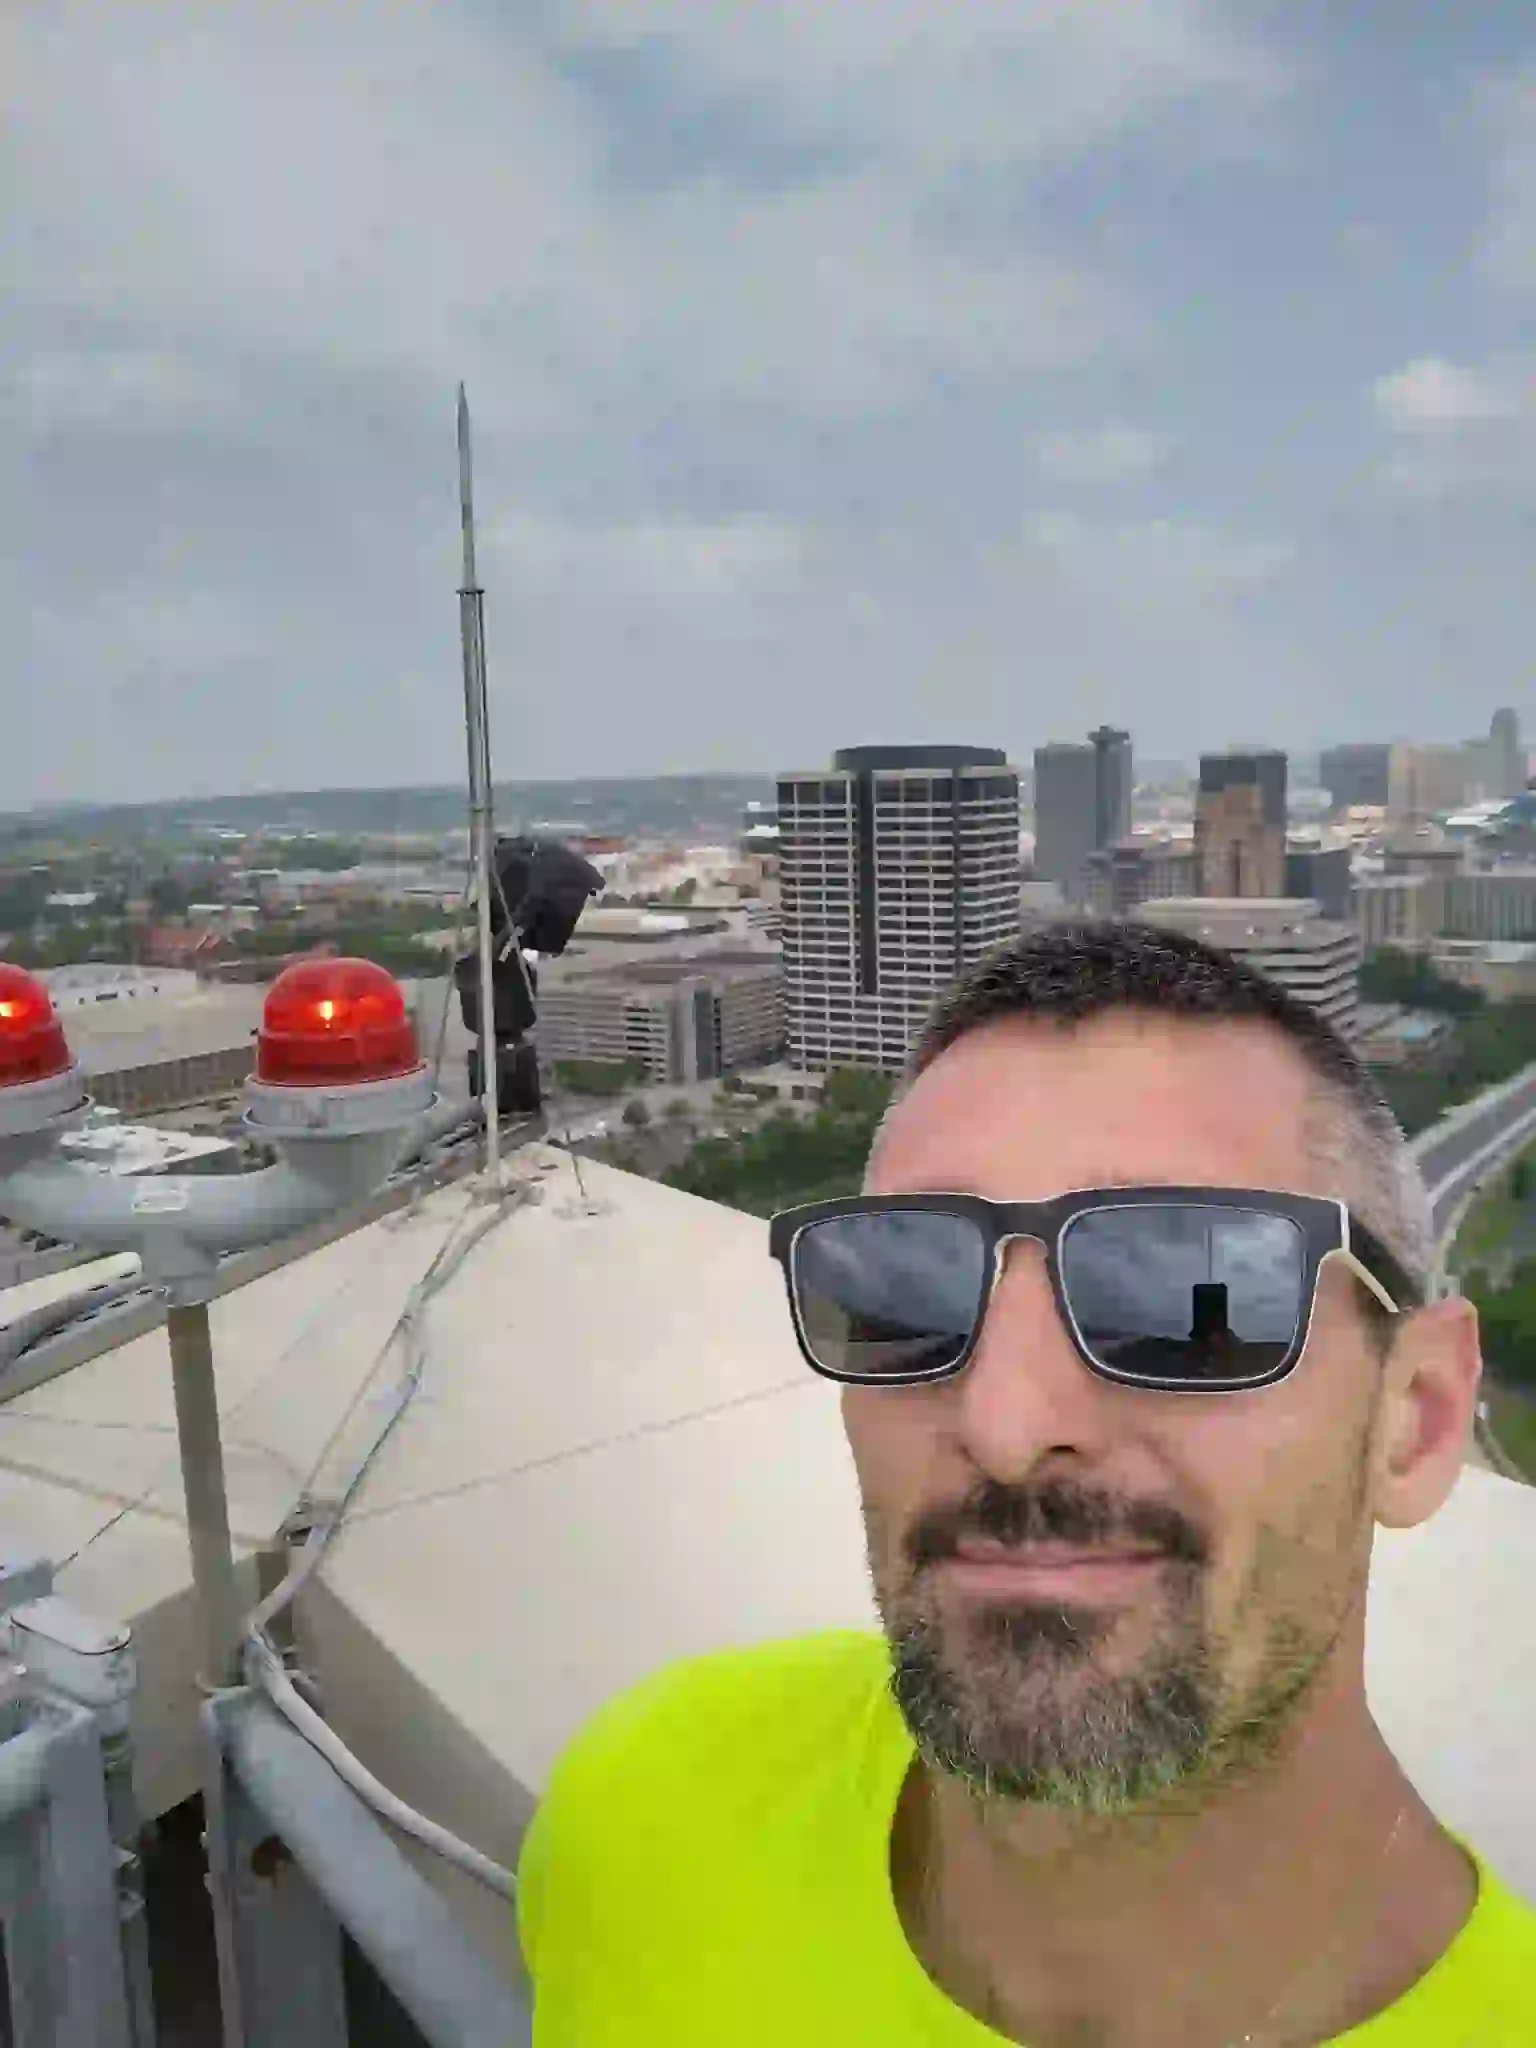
[778,745,1020,1073]
[1195,750,1288,898]
[1034,728,1135,907]
[1486,709,1525,801]
[1285,841,1353,922]
[1032,743,1097,904]
[1319,743,1391,812]
[1090,726,1134,851]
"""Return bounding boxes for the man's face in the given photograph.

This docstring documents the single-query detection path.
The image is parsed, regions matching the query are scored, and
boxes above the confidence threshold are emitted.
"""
[846,1011,1389,1814]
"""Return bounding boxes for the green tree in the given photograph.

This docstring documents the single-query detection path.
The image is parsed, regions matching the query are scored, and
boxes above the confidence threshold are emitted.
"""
[823,1066,895,1119]
[622,1097,651,1128]
[1464,1262,1536,1393]
[1358,947,1484,1016]
[664,1098,693,1121]
[554,1057,649,1096]
[662,1080,892,1217]
[147,875,191,918]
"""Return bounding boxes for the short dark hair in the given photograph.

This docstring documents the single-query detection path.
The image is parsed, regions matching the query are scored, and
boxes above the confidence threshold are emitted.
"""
[899,921,1432,1294]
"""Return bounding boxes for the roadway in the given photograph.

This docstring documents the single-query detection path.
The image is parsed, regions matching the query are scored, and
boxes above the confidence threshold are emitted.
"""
[1412,1064,1536,1240]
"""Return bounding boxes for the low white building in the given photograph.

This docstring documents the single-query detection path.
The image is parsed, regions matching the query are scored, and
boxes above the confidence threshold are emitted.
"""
[1134,897,1362,1038]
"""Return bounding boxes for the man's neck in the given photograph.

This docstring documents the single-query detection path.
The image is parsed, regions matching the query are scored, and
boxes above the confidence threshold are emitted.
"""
[890,1686,1476,2048]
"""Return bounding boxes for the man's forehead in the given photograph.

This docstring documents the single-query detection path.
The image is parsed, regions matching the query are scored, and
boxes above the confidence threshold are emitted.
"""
[869,1011,1323,1197]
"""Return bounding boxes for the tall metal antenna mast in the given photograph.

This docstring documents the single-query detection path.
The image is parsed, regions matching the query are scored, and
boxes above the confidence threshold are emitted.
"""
[457,385,500,1184]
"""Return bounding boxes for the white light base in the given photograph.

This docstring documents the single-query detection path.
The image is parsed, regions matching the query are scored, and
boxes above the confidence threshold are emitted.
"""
[244,1063,437,1139]
[0,1064,87,1141]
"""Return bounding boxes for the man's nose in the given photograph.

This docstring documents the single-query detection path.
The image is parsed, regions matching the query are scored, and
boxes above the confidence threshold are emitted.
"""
[950,1238,1125,1480]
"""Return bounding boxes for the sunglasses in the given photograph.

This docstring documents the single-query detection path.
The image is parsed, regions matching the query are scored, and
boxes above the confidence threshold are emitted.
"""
[768,1187,1419,1395]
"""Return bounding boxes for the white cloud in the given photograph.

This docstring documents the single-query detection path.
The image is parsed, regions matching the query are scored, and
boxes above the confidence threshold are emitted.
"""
[1371,354,1536,497]
[1034,422,1169,485]
[1372,357,1510,431]
[552,1,1287,171]
[1018,512,1292,610]
[4,1,1284,429]
[3,349,233,433]
[486,514,807,605]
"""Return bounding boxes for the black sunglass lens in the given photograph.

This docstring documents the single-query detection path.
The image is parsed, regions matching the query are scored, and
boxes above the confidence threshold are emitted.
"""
[792,1211,987,1380]
[1060,1206,1305,1386]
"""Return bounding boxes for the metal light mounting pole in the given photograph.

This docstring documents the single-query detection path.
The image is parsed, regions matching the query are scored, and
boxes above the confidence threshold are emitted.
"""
[457,384,501,1187]
[166,1298,241,1688]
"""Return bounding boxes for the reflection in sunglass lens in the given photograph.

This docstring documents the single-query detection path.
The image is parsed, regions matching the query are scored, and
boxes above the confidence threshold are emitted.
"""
[792,1210,987,1380]
[1059,1205,1305,1384]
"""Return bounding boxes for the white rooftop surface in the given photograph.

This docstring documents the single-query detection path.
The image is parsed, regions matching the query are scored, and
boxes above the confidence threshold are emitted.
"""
[0,1156,1533,1980]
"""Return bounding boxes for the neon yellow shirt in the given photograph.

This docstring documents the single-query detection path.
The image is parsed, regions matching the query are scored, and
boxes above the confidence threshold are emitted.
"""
[518,1630,1536,2044]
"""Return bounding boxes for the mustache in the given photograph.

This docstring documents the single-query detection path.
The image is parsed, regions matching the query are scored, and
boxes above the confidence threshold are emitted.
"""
[905,1476,1209,1573]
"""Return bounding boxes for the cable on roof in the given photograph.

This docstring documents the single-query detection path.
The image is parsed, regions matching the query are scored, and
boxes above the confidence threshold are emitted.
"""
[240,1178,526,1895]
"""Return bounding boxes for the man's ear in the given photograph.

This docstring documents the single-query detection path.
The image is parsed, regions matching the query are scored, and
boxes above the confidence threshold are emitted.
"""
[1373,1295,1483,1530]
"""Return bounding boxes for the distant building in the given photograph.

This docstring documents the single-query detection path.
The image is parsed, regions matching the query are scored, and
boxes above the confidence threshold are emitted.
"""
[1084,836,1198,919]
[1387,744,1470,824]
[1090,727,1134,852]
[1195,751,1287,898]
[41,963,200,1008]
[1443,868,1536,942]
[1430,938,1536,1003]
[537,952,784,1085]
[1284,841,1353,922]
[1033,744,1099,906]
[141,926,231,973]
[1352,873,1447,952]
[740,802,780,862]
[1462,709,1527,805]
[1134,897,1360,1039]
[1033,728,1134,908]
[37,968,266,1114]
[1380,830,1465,883]
[778,745,1021,1073]
[1491,708,1525,795]
[1319,743,1391,812]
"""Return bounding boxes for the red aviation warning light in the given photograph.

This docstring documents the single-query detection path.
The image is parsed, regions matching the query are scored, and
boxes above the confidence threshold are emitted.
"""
[0,964,87,1140]
[0,965,73,1087]
[255,959,423,1087]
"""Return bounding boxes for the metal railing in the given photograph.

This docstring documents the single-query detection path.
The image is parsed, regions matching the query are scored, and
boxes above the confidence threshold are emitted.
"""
[202,1691,531,2047]
[0,1547,531,2047]
[0,1559,154,2047]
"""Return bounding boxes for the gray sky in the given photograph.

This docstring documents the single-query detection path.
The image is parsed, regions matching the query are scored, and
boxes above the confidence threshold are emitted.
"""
[5,2,1534,809]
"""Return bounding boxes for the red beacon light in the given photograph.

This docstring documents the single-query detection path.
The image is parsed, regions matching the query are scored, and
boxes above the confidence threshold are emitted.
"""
[246,958,433,1137]
[0,963,86,1138]
[256,958,421,1087]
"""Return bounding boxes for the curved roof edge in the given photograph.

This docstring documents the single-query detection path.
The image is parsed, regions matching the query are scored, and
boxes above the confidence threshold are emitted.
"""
[830,745,1008,773]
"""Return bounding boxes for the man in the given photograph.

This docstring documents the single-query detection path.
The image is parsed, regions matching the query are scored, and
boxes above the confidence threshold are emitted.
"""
[518,922,1536,2043]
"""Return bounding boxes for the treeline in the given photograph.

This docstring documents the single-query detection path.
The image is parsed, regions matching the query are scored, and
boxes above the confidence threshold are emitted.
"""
[1461,1263,1536,1396]
[1376,1003,1536,1136]
[664,1068,894,1217]
[1358,947,1485,1015]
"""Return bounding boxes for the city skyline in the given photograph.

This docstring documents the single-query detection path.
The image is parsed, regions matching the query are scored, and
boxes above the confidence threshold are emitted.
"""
[1,707,1528,831]
[7,7,1536,809]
